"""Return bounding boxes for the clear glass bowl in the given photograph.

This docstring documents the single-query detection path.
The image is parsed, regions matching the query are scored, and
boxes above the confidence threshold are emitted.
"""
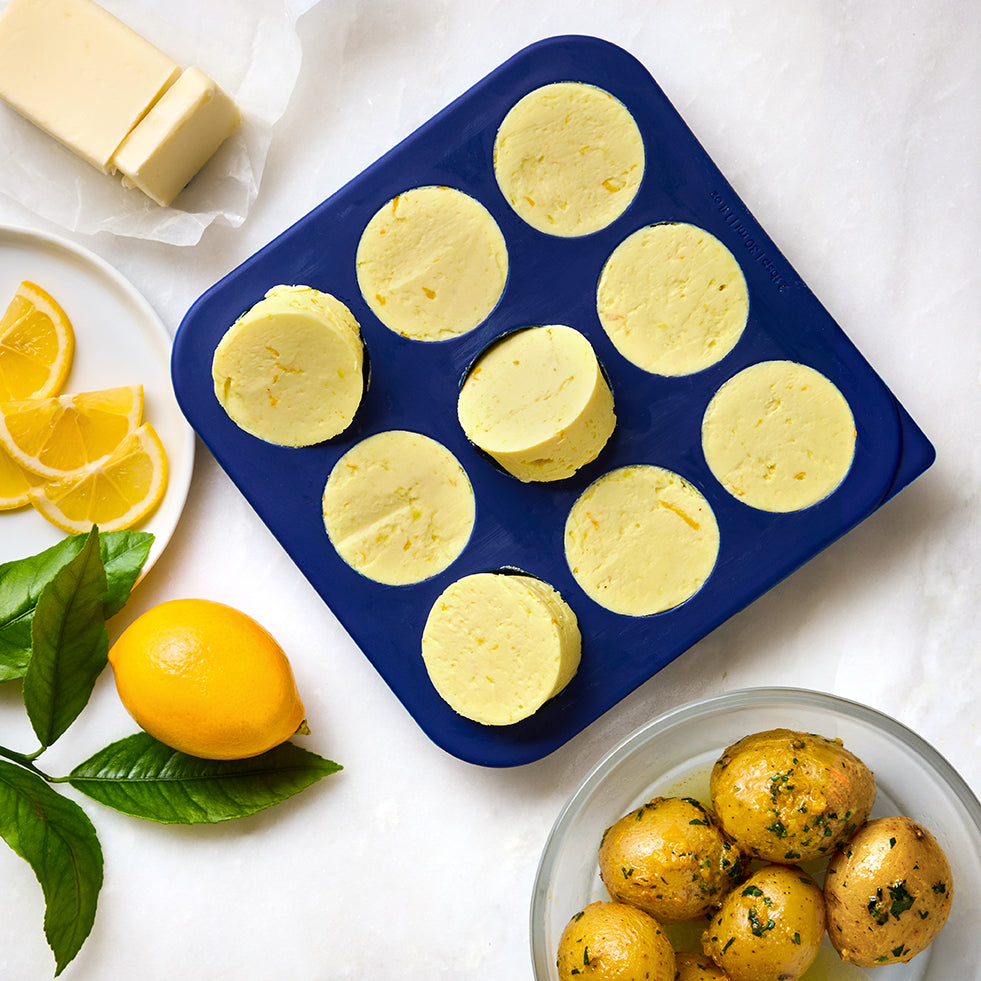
[530,687,981,980]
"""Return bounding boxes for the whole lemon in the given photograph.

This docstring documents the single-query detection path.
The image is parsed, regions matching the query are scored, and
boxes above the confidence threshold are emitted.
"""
[108,599,306,760]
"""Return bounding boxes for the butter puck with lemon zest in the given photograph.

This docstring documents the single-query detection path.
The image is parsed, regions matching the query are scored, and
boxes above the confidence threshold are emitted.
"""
[355,185,508,342]
[322,430,476,586]
[493,81,645,237]
[565,464,720,616]
[457,324,616,482]
[421,572,581,726]
[701,360,856,512]
[597,222,749,376]
[212,285,364,447]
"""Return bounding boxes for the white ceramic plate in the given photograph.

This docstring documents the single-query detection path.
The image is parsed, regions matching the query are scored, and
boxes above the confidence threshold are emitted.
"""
[531,688,981,980]
[0,224,194,574]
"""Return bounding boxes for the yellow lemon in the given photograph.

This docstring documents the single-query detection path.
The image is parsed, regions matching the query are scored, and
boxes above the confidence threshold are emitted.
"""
[0,384,143,479]
[27,422,168,533]
[0,280,75,401]
[108,599,306,760]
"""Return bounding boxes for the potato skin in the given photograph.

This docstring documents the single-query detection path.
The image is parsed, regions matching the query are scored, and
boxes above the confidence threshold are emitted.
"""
[701,864,825,981]
[674,949,730,979]
[598,797,750,923]
[556,901,675,981]
[710,728,875,863]
[824,815,954,966]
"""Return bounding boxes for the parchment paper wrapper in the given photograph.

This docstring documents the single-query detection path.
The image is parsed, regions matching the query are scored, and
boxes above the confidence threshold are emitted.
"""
[0,0,319,245]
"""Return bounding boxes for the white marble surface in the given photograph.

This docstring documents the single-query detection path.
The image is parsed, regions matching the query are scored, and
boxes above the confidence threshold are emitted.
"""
[1,1,979,978]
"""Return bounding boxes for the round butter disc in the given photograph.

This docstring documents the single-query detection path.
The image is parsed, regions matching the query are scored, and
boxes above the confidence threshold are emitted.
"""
[322,430,476,585]
[565,465,720,616]
[701,360,857,512]
[211,285,364,447]
[597,222,749,376]
[494,81,644,237]
[355,185,508,341]
[457,324,616,482]
[421,572,581,726]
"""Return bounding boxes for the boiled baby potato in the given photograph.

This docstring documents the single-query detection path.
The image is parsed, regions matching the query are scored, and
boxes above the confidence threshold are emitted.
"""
[824,814,954,966]
[598,797,749,923]
[674,949,731,979]
[702,864,825,981]
[710,728,875,863]
[556,900,675,981]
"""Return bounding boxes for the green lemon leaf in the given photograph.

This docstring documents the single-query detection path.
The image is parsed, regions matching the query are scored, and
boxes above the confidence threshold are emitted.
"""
[23,528,109,749]
[0,535,82,682]
[0,761,103,977]
[0,529,153,680]
[98,530,153,619]
[68,732,343,824]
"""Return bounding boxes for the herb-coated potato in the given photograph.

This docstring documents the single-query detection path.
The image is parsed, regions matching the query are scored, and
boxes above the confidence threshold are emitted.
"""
[556,901,675,981]
[674,949,731,979]
[824,815,954,966]
[710,728,875,863]
[701,864,825,981]
[598,797,750,923]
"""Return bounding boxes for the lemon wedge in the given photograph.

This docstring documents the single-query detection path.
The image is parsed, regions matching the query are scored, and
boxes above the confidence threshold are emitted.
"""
[0,443,42,510]
[0,384,143,479]
[0,281,75,401]
[28,423,168,533]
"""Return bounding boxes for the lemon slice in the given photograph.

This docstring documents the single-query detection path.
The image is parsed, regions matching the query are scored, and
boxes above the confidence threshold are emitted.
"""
[28,423,168,533]
[0,443,42,510]
[0,281,75,401]
[0,384,143,479]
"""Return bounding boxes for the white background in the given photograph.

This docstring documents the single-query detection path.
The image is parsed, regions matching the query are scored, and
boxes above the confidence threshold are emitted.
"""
[0,1,979,978]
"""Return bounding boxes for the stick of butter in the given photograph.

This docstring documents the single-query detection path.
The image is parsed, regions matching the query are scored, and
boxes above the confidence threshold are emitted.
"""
[0,0,180,172]
[112,67,241,206]
[0,0,241,206]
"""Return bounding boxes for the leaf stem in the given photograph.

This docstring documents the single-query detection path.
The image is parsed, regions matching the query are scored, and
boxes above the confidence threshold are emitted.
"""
[0,743,51,780]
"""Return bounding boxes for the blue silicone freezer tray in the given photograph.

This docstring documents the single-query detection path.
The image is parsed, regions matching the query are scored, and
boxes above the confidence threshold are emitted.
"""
[171,35,934,767]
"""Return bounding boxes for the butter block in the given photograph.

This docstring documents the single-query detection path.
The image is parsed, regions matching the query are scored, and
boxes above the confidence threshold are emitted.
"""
[565,464,720,616]
[457,324,616,482]
[701,360,856,512]
[112,66,240,206]
[322,430,476,586]
[597,222,749,376]
[0,0,180,172]
[212,285,364,447]
[421,572,581,726]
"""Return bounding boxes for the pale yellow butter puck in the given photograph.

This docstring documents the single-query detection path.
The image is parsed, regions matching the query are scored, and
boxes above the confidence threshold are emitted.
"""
[457,324,616,482]
[212,285,364,447]
[493,81,644,237]
[322,430,476,585]
[701,360,856,512]
[421,572,581,726]
[565,464,719,616]
[597,222,749,376]
[355,185,508,341]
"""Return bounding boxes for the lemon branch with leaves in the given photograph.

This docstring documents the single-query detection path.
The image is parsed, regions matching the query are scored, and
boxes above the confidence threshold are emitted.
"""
[0,526,342,976]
